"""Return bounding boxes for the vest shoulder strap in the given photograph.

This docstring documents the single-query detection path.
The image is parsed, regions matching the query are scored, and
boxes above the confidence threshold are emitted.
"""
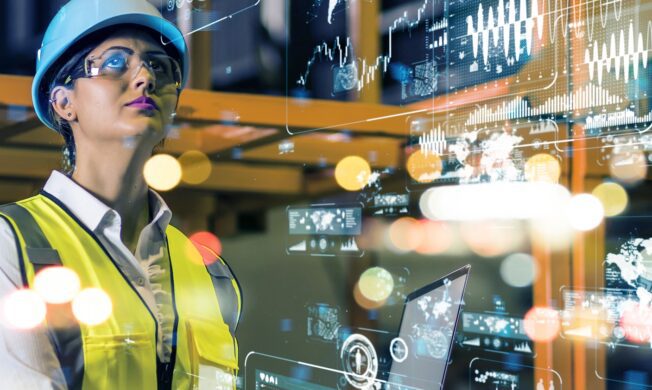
[0,203,62,271]
[0,202,84,390]
[200,245,242,334]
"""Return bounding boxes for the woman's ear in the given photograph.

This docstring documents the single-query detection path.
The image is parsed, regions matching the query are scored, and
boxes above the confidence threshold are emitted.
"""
[50,86,77,122]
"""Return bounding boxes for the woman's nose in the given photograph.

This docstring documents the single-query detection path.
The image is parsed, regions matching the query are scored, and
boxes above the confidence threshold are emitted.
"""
[131,62,156,93]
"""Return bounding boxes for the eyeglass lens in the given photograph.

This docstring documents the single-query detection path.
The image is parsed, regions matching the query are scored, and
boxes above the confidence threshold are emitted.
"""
[86,48,181,89]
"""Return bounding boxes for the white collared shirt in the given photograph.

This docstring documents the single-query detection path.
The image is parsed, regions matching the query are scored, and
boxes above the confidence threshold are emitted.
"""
[0,171,176,389]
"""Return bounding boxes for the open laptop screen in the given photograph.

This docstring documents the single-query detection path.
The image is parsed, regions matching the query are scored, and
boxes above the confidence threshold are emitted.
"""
[387,265,471,389]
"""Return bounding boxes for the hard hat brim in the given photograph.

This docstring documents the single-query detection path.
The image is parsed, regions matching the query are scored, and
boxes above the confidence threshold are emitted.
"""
[32,13,189,131]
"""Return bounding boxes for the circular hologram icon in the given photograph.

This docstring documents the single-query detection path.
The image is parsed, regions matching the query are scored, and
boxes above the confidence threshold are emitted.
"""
[340,333,378,389]
[389,337,409,363]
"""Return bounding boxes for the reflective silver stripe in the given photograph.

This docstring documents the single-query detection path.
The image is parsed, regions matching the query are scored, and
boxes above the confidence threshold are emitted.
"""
[205,257,241,334]
[0,204,61,270]
[0,203,84,390]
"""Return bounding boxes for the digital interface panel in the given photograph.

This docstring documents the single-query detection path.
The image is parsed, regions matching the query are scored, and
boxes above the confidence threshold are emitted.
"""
[372,193,410,216]
[469,358,562,389]
[288,205,362,236]
[156,0,261,43]
[460,312,533,355]
[286,204,364,256]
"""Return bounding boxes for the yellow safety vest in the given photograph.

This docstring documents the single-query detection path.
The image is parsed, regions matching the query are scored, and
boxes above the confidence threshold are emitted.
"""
[0,192,241,389]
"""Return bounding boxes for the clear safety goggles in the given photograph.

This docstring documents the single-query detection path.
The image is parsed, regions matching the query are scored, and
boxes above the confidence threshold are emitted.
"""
[72,47,182,92]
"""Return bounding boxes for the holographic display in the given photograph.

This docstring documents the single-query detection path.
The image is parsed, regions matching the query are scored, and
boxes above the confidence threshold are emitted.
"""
[287,204,363,256]
[156,0,261,43]
[469,358,562,389]
[371,193,410,216]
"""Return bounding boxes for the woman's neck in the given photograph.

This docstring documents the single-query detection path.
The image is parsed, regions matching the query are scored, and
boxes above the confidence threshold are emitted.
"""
[71,140,152,251]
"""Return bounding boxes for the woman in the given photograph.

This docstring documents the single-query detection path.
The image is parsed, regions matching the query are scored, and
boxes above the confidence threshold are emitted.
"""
[0,1,241,389]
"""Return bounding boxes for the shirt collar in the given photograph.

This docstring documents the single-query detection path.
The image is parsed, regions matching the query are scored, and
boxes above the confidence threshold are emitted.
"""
[148,189,172,234]
[43,170,172,233]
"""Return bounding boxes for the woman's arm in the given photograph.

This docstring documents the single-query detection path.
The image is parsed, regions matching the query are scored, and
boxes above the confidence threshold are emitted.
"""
[0,218,68,390]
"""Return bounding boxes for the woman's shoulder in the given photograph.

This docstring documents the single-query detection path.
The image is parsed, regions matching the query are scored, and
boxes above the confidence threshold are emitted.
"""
[0,216,24,288]
[0,213,17,242]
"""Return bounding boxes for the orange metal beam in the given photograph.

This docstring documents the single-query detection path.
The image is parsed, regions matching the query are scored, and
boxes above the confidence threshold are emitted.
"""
[0,75,414,137]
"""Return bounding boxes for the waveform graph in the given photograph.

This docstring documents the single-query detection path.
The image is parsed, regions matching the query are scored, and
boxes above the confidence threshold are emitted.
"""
[446,0,559,97]
[465,0,544,65]
[418,124,448,156]
[584,21,652,86]
[546,0,624,43]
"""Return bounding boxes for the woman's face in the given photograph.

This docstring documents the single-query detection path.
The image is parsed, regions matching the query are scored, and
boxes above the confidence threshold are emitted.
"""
[67,30,179,148]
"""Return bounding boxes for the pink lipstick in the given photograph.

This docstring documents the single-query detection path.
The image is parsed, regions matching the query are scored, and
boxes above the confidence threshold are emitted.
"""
[126,96,159,111]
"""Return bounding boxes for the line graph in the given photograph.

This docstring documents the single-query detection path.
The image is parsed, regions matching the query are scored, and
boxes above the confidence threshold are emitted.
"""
[466,0,544,64]
[297,0,440,91]
[584,21,652,85]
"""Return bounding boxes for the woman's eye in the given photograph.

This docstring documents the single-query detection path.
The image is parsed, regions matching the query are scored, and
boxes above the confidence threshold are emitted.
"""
[149,59,167,72]
[103,55,127,70]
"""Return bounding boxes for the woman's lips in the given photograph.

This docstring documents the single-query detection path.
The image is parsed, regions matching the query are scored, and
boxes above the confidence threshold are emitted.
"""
[126,96,160,111]
[127,102,158,111]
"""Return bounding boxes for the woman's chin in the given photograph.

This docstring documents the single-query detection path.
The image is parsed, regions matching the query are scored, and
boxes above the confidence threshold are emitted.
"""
[116,125,165,149]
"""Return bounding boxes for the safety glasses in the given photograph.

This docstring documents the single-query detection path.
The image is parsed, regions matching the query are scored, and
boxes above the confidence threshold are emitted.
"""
[68,46,182,92]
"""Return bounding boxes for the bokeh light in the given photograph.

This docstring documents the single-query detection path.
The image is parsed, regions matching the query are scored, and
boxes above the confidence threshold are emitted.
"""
[418,188,437,220]
[620,302,652,344]
[179,150,212,185]
[415,220,454,255]
[406,150,442,183]
[421,183,570,221]
[524,153,561,183]
[592,182,628,217]
[144,154,182,191]
[461,221,525,257]
[33,266,81,304]
[565,193,604,231]
[500,253,538,287]
[2,289,46,329]
[72,288,112,326]
[358,267,394,302]
[387,217,424,253]
[357,218,389,251]
[609,146,647,184]
[523,306,560,342]
[529,193,574,250]
[335,156,372,191]
[187,231,223,265]
[353,282,386,310]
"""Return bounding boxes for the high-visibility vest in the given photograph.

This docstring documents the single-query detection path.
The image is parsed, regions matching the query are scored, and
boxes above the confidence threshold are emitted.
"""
[0,192,241,390]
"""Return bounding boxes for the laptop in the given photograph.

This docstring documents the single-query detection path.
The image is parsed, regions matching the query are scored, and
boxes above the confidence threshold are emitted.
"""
[385,264,471,390]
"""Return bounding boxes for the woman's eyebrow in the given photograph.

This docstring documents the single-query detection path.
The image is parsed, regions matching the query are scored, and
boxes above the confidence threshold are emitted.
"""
[101,45,135,54]
[98,46,166,56]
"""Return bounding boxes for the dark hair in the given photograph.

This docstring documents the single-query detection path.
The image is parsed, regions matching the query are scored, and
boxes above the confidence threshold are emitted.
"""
[47,46,91,174]
[46,24,181,174]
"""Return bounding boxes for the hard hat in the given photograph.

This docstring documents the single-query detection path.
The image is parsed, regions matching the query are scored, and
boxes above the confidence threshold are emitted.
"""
[32,0,189,131]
